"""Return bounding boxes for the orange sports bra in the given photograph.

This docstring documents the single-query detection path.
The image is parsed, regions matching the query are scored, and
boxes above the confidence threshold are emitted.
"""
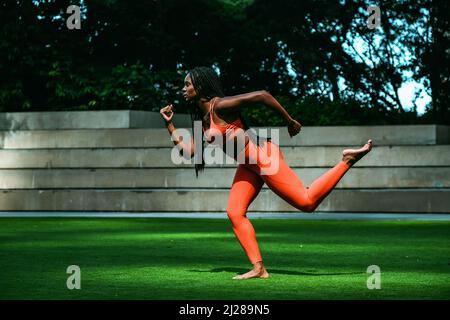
[203,98,271,150]
[204,97,248,149]
[209,97,244,133]
[207,98,248,150]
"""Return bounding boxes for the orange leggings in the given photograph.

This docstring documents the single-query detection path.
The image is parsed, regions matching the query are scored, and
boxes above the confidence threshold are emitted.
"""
[226,139,351,264]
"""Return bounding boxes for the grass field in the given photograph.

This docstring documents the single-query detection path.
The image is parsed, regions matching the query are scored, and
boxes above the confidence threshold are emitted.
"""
[0,218,449,300]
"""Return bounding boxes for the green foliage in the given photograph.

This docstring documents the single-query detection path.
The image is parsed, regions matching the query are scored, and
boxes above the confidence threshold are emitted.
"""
[243,95,430,126]
[0,0,446,124]
[45,61,182,111]
[88,63,179,111]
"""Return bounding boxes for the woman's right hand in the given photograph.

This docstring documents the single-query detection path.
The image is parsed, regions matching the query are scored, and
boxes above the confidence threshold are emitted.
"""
[287,118,301,137]
[160,104,174,123]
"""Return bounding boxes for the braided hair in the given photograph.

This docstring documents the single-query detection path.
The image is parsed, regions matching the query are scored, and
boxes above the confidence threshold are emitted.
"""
[186,66,269,178]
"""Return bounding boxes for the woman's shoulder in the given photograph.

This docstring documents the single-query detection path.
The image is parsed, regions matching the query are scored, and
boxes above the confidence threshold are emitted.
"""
[215,91,265,111]
[213,96,239,118]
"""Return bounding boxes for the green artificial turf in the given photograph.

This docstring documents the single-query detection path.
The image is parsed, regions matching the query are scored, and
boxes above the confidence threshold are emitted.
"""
[0,218,449,300]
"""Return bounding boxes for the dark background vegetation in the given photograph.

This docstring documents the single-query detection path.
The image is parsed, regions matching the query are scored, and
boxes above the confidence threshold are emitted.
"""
[1,0,448,125]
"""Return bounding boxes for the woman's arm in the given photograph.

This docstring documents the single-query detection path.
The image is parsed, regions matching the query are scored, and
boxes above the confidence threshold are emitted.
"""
[165,121,195,158]
[161,104,195,158]
[215,90,294,124]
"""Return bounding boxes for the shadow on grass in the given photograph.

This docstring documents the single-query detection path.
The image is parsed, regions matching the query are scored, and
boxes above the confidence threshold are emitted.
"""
[189,267,364,276]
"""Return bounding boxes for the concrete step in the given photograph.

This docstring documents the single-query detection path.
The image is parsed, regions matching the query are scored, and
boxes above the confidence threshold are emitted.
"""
[0,110,191,130]
[0,189,448,213]
[1,125,449,148]
[1,167,449,189]
[0,145,449,168]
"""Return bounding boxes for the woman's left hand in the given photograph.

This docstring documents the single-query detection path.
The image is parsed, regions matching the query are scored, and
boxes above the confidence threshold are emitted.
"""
[287,118,301,137]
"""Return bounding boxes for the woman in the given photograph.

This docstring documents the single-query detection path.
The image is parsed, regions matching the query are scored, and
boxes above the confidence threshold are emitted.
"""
[160,66,372,280]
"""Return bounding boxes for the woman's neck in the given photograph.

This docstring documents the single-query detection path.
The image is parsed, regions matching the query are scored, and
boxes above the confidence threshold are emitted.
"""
[198,97,214,115]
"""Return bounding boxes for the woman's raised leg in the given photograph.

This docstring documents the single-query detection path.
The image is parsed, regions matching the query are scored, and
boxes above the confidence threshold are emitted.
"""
[254,140,372,212]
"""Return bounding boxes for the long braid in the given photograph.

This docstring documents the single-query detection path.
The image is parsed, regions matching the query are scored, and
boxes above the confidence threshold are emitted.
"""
[187,66,270,178]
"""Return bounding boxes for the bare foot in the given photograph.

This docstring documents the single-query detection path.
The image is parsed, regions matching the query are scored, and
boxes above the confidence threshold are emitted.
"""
[233,262,270,280]
[233,268,269,280]
[342,139,373,166]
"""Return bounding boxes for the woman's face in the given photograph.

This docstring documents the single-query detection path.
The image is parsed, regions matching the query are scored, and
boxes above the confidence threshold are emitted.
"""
[182,74,197,102]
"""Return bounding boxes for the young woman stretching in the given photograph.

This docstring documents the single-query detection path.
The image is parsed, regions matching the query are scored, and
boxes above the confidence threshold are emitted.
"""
[160,66,373,280]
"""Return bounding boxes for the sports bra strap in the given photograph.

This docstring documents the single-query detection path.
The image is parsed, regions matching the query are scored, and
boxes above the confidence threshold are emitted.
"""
[210,97,217,114]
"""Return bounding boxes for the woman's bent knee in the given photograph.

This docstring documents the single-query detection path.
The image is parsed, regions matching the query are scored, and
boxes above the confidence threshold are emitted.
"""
[226,206,248,222]
[298,200,317,213]
[302,204,317,213]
